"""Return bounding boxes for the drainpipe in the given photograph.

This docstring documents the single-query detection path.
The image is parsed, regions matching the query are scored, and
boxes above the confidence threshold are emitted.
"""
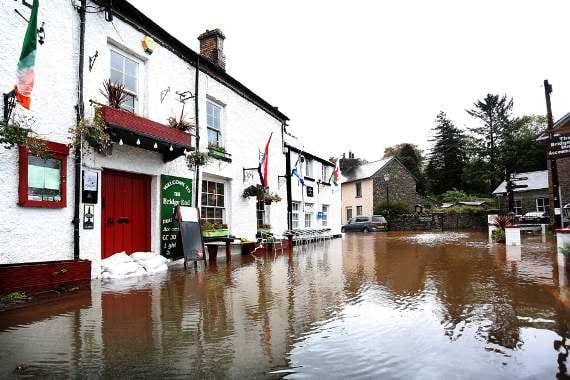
[193,56,200,208]
[73,0,86,261]
[285,146,292,230]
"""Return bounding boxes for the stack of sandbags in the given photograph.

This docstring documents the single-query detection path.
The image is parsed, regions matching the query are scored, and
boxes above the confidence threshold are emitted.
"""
[100,251,147,279]
[130,252,169,273]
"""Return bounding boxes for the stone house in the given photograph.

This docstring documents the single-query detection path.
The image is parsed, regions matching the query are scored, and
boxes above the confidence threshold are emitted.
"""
[492,170,551,216]
[340,156,431,223]
[0,0,299,281]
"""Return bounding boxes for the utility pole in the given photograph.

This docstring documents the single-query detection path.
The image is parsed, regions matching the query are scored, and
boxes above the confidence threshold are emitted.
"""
[544,79,561,228]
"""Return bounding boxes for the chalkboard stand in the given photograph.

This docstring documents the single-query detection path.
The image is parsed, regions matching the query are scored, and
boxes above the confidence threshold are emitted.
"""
[173,206,207,269]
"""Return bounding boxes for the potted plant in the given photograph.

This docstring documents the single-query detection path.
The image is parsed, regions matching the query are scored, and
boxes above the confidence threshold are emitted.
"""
[491,215,511,244]
[186,151,209,169]
[257,223,271,234]
[167,108,195,132]
[208,144,232,161]
[69,106,112,155]
[201,221,228,237]
[1,117,48,158]
[100,79,128,109]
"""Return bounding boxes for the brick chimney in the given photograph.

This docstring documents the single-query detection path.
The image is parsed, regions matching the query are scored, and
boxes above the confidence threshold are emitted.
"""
[198,29,226,70]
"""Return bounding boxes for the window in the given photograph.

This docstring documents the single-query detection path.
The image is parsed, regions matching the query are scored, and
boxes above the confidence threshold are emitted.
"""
[292,202,300,229]
[322,205,329,226]
[356,205,363,216]
[19,141,69,208]
[356,182,362,198]
[207,101,222,147]
[514,199,523,215]
[346,207,353,221]
[536,198,550,213]
[256,199,266,228]
[110,49,139,113]
[201,180,225,223]
[305,158,313,178]
[305,203,313,227]
[322,165,330,182]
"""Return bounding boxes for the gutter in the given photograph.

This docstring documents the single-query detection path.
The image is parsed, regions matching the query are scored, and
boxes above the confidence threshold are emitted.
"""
[73,0,86,261]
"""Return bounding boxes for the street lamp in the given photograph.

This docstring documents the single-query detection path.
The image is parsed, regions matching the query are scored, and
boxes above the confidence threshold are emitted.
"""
[384,173,390,231]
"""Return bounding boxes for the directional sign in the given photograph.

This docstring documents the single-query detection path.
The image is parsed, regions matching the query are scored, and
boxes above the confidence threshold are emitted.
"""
[548,133,570,159]
[512,177,528,181]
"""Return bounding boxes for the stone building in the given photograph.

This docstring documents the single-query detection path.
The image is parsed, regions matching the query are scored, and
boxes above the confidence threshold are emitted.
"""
[340,156,432,223]
[492,170,551,216]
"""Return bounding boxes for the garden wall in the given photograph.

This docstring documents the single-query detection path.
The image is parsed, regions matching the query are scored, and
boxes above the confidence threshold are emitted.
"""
[389,212,487,231]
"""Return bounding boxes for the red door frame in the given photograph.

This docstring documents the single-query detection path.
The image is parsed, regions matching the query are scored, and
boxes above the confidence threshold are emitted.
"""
[101,169,151,259]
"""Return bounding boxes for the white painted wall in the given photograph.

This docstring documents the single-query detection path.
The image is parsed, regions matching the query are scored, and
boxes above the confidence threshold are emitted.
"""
[0,0,289,278]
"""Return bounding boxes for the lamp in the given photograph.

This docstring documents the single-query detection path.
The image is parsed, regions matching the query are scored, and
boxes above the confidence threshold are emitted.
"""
[384,173,390,231]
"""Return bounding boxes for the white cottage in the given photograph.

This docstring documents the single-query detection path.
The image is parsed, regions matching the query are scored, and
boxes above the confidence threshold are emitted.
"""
[0,0,290,284]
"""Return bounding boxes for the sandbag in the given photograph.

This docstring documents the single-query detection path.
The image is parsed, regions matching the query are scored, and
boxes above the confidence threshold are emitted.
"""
[146,263,168,273]
[101,251,131,266]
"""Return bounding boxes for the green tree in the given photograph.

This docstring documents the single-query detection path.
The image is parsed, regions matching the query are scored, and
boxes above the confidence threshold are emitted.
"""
[397,143,426,194]
[501,114,547,174]
[466,94,513,190]
[425,112,466,194]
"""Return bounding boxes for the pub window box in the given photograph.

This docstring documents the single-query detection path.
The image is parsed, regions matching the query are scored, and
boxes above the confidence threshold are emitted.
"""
[202,229,229,238]
[18,141,69,208]
[208,145,232,162]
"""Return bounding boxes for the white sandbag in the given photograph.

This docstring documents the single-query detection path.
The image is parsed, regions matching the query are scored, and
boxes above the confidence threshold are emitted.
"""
[103,260,141,277]
[131,252,168,271]
[101,251,132,266]
[130,251,156,261]
[146,263,168,273]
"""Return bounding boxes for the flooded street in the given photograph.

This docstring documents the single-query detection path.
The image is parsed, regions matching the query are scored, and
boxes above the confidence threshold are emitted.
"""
[1,232,569,379]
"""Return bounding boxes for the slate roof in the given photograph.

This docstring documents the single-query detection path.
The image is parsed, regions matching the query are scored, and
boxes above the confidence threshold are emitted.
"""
[492,170,549,194]
[341,157,394,183]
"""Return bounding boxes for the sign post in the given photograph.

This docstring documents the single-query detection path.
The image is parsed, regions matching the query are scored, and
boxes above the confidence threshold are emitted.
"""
[160,175,193,259]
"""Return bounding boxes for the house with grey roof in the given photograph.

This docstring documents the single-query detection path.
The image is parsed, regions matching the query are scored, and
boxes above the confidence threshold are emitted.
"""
[340,156,433,223]
[492,170,551,215]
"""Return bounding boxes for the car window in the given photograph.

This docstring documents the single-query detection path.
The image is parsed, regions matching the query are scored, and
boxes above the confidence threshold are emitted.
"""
[372,216,386,223]
[355,217,368,223]
[348,218,354,224]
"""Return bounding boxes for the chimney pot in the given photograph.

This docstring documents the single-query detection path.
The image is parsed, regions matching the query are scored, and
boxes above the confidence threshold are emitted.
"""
[198,28,226,70]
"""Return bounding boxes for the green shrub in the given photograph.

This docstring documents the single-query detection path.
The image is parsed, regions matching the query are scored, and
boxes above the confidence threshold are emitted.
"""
[561,244,570,257]
[491,229,506,243]
[374,201,413,216]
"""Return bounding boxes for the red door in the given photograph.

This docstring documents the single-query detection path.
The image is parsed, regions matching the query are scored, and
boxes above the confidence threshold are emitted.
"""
[102,170,151,259]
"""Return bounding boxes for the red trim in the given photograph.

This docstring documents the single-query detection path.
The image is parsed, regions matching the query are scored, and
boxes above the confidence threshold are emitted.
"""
[18,141,69,208]
[101,106,192,147]
[556,228,570,234]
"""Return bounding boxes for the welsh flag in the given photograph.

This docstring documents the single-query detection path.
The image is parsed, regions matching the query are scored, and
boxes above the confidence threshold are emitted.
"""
[329,158,339,185]
[14,0,39,109]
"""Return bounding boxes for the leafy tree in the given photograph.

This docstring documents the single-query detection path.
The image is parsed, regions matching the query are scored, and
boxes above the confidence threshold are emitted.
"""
[384,143,424,166]
[425,112,466,194]
[501,115,547,174]
[466,94,513,190]
[396,143,426,193]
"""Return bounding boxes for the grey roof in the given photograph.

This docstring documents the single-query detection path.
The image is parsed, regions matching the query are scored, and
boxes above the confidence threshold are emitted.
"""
[492,170,549,194]
[554,112,570,129]
[458,201,486,206]
[341,157,394,183]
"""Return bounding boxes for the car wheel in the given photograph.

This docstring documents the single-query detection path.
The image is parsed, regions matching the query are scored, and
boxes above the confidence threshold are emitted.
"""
[341,227,346,233]
[362,227,369,233]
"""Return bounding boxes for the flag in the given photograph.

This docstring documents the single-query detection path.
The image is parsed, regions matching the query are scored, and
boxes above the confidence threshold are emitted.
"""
[258,133,272,189]
[14,0,39,109]
[291,152,305,187]
[329,158,339,186]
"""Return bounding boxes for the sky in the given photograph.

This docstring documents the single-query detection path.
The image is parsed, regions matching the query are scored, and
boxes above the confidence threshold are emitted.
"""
[132,0,570,161]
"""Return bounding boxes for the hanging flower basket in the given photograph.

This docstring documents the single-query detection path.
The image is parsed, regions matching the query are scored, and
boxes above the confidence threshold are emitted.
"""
[186,151,209,168]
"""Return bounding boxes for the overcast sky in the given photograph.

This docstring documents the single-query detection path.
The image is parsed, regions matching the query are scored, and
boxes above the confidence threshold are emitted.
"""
[132,0,570,161]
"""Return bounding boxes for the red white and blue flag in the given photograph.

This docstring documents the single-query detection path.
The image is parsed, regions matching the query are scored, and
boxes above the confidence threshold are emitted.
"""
[258,133,272,189]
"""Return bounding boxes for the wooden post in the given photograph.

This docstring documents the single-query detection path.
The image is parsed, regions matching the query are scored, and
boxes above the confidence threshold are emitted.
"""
[545,79,561,228]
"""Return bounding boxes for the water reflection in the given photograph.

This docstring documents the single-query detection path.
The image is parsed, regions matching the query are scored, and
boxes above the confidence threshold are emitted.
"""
[0,233,568,379]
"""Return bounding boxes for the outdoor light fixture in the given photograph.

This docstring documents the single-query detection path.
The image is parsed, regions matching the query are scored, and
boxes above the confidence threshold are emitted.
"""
[136,138,141,145]
[153,142,158,149]
[384,173,390,182]
[169,144,173,151]
[119,138,123,146]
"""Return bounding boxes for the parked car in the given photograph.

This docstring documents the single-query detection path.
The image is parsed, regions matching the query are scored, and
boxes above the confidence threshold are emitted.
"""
[341,215,388,232]
[520,211,550,224]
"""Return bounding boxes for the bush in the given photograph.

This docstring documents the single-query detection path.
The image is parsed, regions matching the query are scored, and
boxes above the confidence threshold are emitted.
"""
[491,229,506,243]
[374,200,413,216]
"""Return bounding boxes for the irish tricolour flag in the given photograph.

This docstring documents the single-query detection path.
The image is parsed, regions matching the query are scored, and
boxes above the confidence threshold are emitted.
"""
[14,0,39,109]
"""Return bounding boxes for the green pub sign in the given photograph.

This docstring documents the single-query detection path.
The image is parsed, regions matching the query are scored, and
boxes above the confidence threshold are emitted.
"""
[160,175,193,258]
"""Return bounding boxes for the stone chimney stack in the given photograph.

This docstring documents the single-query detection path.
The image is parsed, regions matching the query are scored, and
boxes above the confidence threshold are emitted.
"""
[198,29,226,70]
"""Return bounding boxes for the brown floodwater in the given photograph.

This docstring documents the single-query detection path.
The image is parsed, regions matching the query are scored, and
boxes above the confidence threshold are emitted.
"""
[0,232,569,379]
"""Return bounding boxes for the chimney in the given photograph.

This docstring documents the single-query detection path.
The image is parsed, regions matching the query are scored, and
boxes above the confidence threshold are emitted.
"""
[198,29,226,70]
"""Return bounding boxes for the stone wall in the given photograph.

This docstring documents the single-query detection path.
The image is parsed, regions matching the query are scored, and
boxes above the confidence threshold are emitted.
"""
[389,212,487,231]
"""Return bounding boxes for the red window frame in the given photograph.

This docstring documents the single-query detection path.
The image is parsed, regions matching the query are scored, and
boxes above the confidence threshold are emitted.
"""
[18,141,69,208]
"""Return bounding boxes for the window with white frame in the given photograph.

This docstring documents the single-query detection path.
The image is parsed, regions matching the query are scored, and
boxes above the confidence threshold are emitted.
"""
[536,197,550,213]
[356,205,363,216]
[322,205,329,226]
[322,164,330,182]
[207,101,222,147]
[110,49,139,113]
[305,158,314,178]
[514,199,523,215]
[346,207,352,221]
[305,203,313,227]
[292,202,300,229]
[201,180,225,224]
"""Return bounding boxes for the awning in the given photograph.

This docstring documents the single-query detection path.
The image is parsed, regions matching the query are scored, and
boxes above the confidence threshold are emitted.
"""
[101,106,193,162]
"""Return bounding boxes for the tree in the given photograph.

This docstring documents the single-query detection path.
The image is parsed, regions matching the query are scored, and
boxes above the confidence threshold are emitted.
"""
[425,112,467,194]
[501,114,547,174]
[466,94,513,190]
[397,143,426,193]
[384,143,424,166]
